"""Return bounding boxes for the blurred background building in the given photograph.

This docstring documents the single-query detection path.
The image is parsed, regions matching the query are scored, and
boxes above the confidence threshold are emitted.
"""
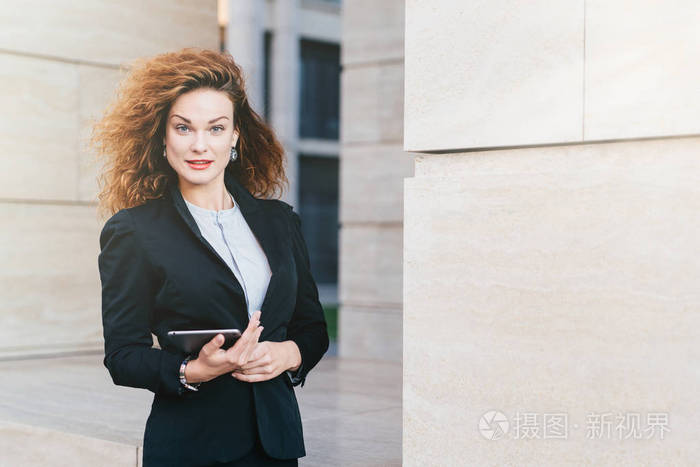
[220,0,344,356]
[0,0,404,465]
[219,0,407,363]
[0,0,406,364]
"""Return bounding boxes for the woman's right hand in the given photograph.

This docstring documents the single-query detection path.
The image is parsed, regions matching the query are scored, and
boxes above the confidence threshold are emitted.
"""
[184,310,263,383]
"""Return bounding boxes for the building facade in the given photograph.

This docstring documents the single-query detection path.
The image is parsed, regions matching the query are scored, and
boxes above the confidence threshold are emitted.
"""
[403,1,700,464]
[223,0,407,361]
[0,0,219,359]
[339,0,408,361]
[222,0,342,320]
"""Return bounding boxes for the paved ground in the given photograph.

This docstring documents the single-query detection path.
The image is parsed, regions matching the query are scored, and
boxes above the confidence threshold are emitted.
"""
[0,351,401,466]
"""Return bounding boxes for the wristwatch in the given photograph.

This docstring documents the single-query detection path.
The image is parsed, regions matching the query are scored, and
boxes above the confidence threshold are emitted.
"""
[179,355,202,392]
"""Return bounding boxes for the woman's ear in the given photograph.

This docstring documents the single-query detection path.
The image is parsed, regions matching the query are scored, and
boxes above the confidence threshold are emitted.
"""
[232,129,240,147]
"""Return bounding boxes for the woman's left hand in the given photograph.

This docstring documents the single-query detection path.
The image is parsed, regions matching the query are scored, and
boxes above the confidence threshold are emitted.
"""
[231,340,301,383]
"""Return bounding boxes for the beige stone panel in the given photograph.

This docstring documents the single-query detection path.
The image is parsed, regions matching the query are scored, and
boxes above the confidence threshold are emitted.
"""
[299,0,342,44]
[341,62,404,144]
[340,143,415,223]
[0,53,79,200]
[413,135,700,179]
[0,421,137,467]
[585,0,700,140]
[403,138,700,464]
[0,203,103,356]
[0,0,218,66]
[338,306,402,362]
[404,0,584,152]
[78,65,126,202]
[342,0,404,65]
[340,224,403,306]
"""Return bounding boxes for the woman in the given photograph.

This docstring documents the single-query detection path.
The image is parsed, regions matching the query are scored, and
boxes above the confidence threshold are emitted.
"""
[92,48,329,466]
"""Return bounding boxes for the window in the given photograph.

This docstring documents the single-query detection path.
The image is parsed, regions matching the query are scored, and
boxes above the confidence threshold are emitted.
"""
[299,39,340,140]
[298,155,339,284]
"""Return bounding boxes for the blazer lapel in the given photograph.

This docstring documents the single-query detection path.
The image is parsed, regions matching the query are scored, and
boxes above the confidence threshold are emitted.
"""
[166,170,282,328]
[225,171,283,328]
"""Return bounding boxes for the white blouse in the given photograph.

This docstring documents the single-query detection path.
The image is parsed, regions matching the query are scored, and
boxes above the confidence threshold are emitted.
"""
[183,190,272,319]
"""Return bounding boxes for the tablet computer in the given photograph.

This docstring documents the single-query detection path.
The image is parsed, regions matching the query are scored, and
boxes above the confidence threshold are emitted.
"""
[167,328,242,355]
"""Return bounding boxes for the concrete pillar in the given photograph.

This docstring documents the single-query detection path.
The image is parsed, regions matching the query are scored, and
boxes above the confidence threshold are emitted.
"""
[225,0,265,115]
[270,0,300,205]
[338,0,407,362]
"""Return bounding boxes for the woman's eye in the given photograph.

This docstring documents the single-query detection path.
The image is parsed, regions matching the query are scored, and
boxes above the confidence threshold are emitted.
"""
[176,125,189,132]
[211,126,225,133]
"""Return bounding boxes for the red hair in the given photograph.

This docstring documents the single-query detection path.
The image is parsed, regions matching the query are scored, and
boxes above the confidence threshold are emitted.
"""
[90,47,288,217]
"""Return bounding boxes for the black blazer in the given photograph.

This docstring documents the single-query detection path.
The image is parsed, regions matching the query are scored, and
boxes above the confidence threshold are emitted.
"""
[98,169,329,466]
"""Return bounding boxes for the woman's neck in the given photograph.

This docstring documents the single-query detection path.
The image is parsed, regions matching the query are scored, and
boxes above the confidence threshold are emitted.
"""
[178,178,234,211]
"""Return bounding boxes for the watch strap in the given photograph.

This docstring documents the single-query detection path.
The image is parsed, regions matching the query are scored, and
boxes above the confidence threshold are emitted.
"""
[179,355,202,391]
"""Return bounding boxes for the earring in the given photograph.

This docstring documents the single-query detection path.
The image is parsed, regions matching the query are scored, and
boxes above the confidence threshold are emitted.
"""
[163,146,167,158]
[230,147,238,162]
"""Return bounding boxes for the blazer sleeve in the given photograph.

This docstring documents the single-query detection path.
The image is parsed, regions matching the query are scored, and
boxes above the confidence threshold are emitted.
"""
[282,203,330,387]
[98,209,189,397]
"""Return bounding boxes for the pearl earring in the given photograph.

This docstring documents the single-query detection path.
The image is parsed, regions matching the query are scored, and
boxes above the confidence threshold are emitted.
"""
[163,146,167,158]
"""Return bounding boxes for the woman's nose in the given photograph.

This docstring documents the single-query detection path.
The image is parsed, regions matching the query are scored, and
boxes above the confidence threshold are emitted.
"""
[192,131,208,152]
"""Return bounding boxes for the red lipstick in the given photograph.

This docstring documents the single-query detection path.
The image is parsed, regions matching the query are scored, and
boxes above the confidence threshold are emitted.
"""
[186,159,213,170]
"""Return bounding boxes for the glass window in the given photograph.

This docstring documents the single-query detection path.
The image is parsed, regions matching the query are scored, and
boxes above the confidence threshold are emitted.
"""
[299,39,340,140]
[298,155,339,284]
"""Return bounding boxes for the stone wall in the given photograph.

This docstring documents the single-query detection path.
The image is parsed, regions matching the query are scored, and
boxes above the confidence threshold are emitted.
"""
[339,0,409,361]
[403,0,700,464]
[0,0,218,358]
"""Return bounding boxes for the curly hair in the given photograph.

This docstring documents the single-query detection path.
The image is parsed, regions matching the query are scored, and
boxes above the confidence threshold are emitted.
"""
[90,47,288,218]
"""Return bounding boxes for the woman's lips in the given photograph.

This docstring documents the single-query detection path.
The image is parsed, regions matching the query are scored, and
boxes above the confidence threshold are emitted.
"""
[186,160,213,170]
